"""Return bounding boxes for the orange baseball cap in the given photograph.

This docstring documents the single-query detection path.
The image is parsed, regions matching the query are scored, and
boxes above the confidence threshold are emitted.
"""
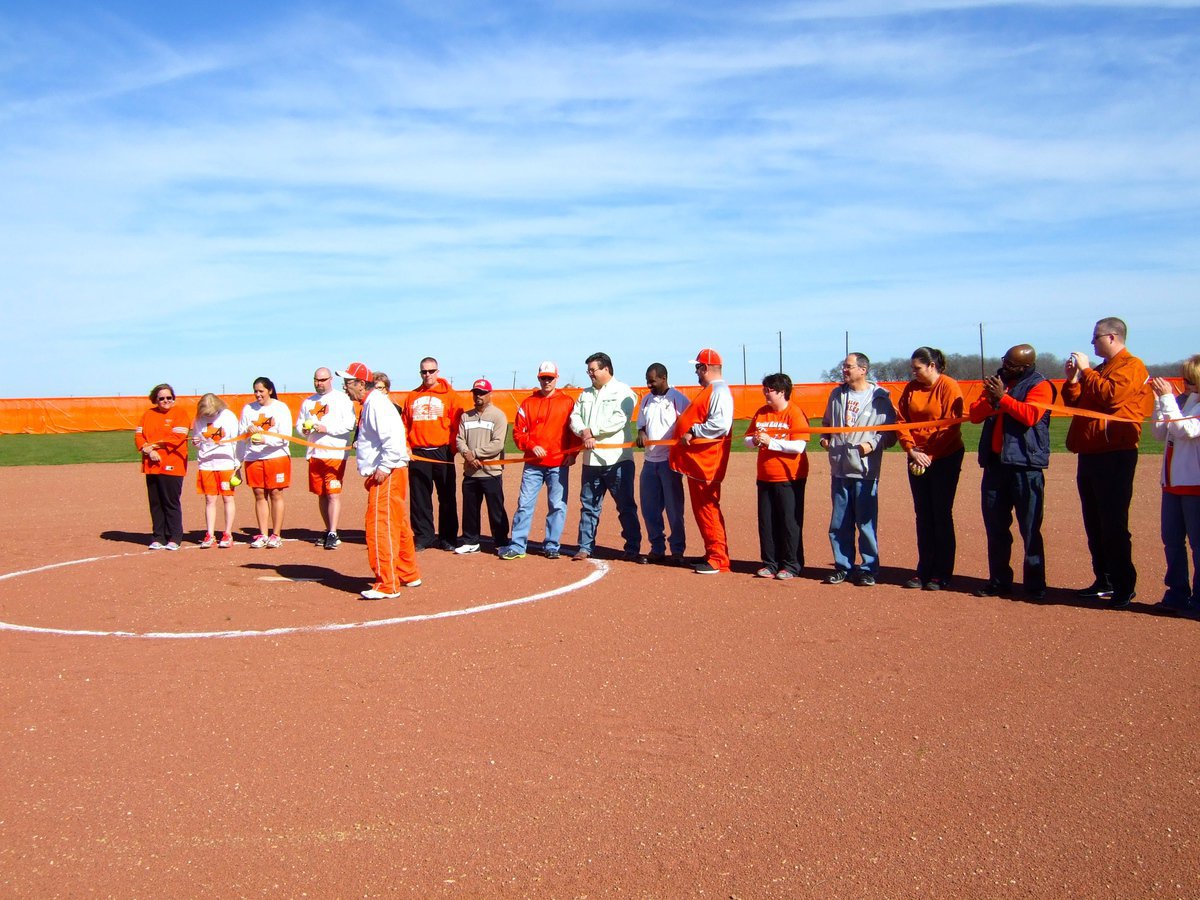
[689,349,722,366]
[336,362,371,381]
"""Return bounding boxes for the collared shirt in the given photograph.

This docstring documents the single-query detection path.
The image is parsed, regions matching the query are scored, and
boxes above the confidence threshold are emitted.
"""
[637,387,690,463]
[570,377,638,467]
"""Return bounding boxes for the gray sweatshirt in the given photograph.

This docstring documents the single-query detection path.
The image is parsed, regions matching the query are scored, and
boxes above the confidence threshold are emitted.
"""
[821,382,897,480]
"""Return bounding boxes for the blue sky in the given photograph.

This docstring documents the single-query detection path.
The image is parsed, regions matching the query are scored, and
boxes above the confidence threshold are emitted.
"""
[2,0,1197,398]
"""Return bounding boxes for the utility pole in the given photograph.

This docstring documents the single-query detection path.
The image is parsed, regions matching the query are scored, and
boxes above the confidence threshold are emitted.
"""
[742,345,747,386]
[512,370,517,390]
[777,332,783,372]
[979,323,986,379]
[845,331,849,357]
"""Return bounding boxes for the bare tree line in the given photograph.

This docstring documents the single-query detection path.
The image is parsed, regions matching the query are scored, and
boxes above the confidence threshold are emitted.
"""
[820,352,1183,382]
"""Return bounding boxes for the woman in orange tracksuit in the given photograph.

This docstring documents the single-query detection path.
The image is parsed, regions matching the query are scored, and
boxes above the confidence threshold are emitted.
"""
[134,383,191,550]
[897,347,964,591]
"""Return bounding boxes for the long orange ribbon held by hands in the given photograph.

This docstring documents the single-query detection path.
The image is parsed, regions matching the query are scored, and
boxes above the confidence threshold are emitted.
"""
[213,401,1198,468]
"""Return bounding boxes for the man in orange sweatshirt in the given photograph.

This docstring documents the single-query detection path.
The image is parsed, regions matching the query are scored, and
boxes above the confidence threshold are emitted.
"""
[403,357,462,552]
[1063,317,1151,608]
[501,361,582,560]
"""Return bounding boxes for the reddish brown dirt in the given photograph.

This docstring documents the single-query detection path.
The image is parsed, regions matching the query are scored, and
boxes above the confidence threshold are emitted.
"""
[1,454,1197,897]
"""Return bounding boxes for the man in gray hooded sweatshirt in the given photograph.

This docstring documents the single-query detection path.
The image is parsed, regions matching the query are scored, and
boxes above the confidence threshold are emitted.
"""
[819,352,897,586]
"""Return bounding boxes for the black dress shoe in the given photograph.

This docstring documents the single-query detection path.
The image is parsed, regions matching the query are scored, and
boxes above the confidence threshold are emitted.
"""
[903,577,923,589]
[1107,590,1136,609]
[973,582,1012,598]
[1077,581,1114,599]
[1024,587,1046,601]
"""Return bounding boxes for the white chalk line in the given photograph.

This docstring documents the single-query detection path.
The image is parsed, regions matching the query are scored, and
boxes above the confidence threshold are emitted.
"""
[0,549,610,640]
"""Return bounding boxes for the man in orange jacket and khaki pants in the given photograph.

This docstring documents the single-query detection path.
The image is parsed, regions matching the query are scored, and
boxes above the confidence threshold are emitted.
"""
[670,349,734,574]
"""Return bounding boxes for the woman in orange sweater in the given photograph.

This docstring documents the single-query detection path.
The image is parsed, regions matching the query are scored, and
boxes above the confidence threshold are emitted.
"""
[134,383,191,550]
[897,347,964,591]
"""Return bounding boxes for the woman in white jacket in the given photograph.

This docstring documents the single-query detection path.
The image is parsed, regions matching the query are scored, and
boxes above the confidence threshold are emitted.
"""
[1150,354,1200,613]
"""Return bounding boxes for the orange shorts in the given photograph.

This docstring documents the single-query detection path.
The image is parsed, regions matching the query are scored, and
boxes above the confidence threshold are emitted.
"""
[245,456,292,490]
[308,457,348,495]
[196,469,237,497]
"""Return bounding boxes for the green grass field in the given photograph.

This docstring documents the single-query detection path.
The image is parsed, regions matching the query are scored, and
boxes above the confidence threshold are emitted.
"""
[0,419,1163,467]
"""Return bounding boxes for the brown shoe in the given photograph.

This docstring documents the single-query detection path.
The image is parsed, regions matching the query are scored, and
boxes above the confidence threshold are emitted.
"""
[572,549,591,562]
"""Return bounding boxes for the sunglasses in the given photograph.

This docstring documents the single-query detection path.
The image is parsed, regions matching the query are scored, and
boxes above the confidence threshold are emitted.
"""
[156,396,175,402]
[420,369,437,375]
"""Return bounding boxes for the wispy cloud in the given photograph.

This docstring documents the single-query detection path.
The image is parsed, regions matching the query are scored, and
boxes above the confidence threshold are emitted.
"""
[1,1,1197,396]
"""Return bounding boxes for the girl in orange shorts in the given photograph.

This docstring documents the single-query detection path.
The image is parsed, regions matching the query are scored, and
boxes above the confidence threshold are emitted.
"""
[239,376,293,549]
[192,393,240,548]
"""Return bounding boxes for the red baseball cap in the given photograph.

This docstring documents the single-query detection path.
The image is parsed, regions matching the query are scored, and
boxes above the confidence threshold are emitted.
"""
[336,362,372,382]
[689,348,722,366]
[472,378,493,393]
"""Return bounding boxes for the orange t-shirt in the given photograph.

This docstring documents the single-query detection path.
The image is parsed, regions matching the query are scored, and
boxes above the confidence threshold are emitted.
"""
[746,402,810,482]
[897,375,964,460]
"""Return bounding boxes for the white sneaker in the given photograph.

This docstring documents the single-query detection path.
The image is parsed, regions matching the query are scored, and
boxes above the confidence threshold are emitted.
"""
[165,542,180,551]
[454,543,480,554]
[199,534,215,549]
[218,533,233,549]
[404,579,422,588]
[249,534,267,549]
[148,541,166,550]
[266,534,283,549]
[361,588,402,600]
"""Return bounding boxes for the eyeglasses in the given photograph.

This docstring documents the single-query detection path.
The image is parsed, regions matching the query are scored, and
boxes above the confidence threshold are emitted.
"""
[1091,333,1115,342]
[694,364,706,371]
[314,376,331,382]
[586,366,603,375]
[420,369,437,375]
[537,376,555,382]
[156,395,175,402]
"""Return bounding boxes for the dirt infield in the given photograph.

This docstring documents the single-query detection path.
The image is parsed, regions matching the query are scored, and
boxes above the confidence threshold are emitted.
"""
[1,454,1197,897]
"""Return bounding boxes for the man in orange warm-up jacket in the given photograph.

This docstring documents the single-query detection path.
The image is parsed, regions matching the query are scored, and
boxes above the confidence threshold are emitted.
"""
[1063,316,1152,609]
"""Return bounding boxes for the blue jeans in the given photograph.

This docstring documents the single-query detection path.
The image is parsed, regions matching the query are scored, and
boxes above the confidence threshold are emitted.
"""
[577,460,641,555]
[639,458,686,556]
[829,477,879,575]
[506,463,570,554]
[1162,491,1200,605]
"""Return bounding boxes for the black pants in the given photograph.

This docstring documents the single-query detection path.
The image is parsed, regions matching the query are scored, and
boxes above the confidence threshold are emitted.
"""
[409,446,458,548]
[909,447,963,584]
[756,478,806,575]
[461,476,509,547]
[981,463,1046,591]
[145,474,184,544]
[1076,450,1138,595]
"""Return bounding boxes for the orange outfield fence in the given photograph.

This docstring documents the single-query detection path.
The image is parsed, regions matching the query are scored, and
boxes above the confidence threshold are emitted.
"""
[0,381,1093,436]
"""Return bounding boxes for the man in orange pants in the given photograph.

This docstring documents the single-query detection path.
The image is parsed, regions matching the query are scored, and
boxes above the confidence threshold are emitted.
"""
[339,362,421,598]
[669,349,734,574]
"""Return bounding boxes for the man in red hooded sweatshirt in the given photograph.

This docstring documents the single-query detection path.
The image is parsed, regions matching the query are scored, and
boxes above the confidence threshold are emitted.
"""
[669,349,734,574]
[403,357,463,551]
